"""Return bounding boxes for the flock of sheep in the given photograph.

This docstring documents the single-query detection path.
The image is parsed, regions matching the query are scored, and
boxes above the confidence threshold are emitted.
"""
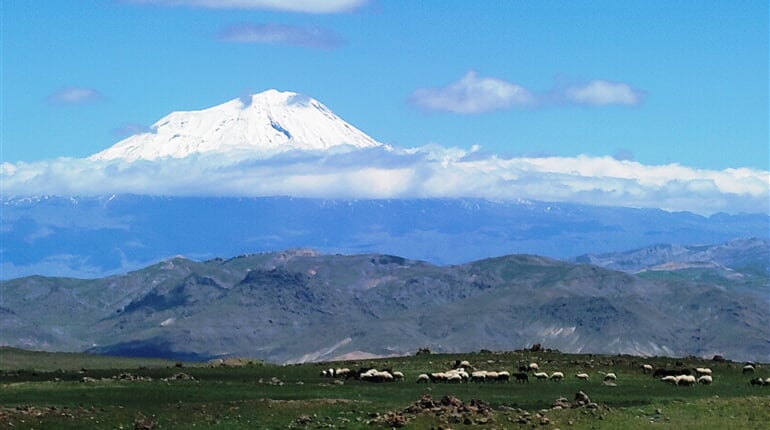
[320,360,620,385]
[320,359,768,388]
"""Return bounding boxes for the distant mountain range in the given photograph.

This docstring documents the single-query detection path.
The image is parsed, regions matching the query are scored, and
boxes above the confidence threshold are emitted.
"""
[3,195,768,280]
[1,241,767,364]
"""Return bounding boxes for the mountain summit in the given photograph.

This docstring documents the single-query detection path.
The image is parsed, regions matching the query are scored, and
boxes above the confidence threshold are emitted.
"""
[90,90,382,161]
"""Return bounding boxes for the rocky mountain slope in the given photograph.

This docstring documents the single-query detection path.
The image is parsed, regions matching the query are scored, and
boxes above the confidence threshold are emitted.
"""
[2,245,767,364]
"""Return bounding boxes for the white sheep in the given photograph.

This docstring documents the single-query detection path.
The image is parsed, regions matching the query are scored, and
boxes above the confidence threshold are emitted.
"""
[661,375,678,384]
[459,360,471,368]
[677,375,696,386]
[430,372,449,383]
[447,373,463,383]
[416,373,430,383]
[550,371,564,381]
[603,372,617,382]
[360,369,393,382]
[742,364,755,373]
[528,362,539,372]
[497,370,511,382]
[575,372,590,380]
[392,371,404,381]
[642,364,653,373]
[533,372,549,381]
[694,367,712,376]
[471,371,488,383]
[697,375,713,385]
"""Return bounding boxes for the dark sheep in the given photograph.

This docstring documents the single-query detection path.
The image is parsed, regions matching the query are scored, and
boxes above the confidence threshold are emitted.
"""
[653,368,690,378]
[513,372,529,383]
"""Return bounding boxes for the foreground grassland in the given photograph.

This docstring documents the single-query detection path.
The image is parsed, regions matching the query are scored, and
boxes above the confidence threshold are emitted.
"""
[1,347,768,429]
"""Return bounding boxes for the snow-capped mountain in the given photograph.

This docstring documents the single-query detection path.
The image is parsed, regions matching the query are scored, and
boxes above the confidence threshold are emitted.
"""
[89,89,382,161]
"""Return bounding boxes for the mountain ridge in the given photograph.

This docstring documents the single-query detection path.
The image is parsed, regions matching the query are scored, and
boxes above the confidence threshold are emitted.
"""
[1,245,767,364]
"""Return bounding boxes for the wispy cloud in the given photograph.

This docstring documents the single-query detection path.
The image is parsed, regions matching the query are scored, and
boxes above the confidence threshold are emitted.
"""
[411,72,646,113]
[128,0,367,13]
[47,87,104,106]
[2,147,767,216]
[410,71,535,114]
[564,80,644,106]
[218,23,343,49]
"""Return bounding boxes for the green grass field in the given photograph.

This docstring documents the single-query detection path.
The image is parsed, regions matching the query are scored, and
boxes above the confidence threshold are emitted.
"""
[1,347,769,429]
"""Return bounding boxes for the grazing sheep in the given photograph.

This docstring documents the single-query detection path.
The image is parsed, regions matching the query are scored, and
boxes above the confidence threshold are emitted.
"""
[360,369,394,383]
[513,372,529,383]
[459,360,471,369]
[447,373,464,384]
[529,362,539,372]
[653,368,690,378]
[694,367,712,376]
[392,371,404,381]
[677,375,696,386]
[697,375,713,385]
[496,371,511,383]
[749,377,765,386]
[743,364,755,374]
[661,375,679,384]
[430,372,449,383]
[533,372,549,381]
[485,371,500,381]
[766,377,770,385]
[642,364,653,374]
[471,371,488,383]
[575,373,590,380]
[450,369,470,382]
[416,374,430,383]
[335,368,351,378]
[550,372,564,381]
[603,373,617,382]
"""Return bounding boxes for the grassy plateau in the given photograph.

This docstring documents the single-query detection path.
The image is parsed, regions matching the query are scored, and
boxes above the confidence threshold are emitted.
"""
[1,347,768,429]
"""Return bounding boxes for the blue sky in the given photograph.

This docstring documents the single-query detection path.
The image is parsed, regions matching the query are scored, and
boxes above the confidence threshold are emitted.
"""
[2,1,769,214]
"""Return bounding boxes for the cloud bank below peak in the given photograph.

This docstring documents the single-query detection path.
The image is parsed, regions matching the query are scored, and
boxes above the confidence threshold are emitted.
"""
[2,145,767,216]
[410,71,645,113]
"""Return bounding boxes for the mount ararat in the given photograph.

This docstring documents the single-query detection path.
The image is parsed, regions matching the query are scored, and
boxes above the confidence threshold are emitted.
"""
[89,90,381,161]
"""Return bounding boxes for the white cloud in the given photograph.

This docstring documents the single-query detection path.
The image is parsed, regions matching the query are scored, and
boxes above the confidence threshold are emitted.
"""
[2,147,768,216]
[218,23,343,49]
[410,72,646,113]
[410,71,535,114]
[47,87,104,106]
[564,80,644,106]
[128,0,366,13]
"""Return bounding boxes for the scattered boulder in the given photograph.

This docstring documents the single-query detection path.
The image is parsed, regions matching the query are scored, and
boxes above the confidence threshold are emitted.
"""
[574,391,591,407]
